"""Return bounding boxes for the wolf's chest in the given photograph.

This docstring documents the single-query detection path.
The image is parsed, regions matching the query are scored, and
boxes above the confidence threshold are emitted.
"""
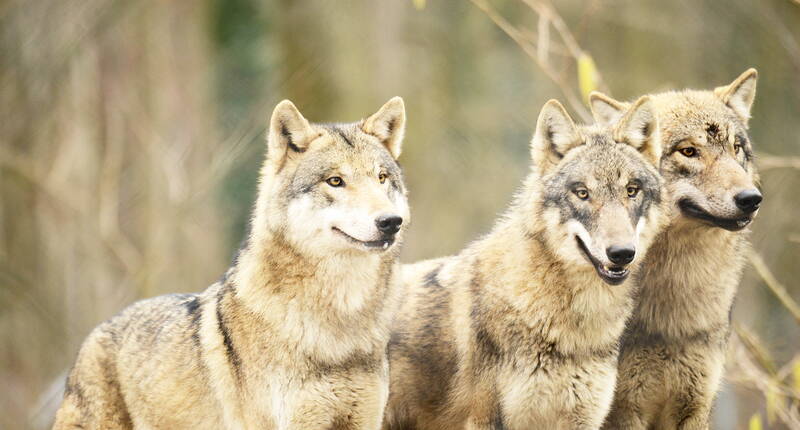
[495,354,617,428]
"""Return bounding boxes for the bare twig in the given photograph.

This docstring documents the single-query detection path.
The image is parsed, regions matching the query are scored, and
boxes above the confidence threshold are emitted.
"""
[748,250,800,325]
[470,0,591,121]
[735,324,778,376]
[728,334,800,426]
[756,153,800,171]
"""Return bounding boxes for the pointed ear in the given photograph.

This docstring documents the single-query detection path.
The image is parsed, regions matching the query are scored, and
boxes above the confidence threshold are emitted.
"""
[267,100,317,163]
[589,91,629,125]
[530,100,582,173]
[361,96,406,159]
[714,68,757,124]
[614,96,661,166]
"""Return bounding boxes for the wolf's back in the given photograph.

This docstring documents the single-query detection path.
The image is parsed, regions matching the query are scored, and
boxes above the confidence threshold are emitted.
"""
[54,290,224,429]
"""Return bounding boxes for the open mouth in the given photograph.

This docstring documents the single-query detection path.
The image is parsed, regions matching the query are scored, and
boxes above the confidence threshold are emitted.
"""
[575,236,629,286]
[332,227,394,250]
[678,199,753,232]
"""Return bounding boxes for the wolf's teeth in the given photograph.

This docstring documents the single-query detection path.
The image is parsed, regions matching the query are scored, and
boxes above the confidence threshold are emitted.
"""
[383,242,389,249]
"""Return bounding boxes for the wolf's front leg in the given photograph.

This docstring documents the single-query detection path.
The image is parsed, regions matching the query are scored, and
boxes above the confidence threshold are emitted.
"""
[601,400,647,430]
[675,414,711,430]
[670,399,712,430]
[558,363,618,430]
[669,349,723,430]
[559,404,611,430]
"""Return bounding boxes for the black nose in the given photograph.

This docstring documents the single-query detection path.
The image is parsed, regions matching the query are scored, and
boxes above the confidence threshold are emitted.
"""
[734,189,762,213]
[606,245,636,265]
[375,214,403,235]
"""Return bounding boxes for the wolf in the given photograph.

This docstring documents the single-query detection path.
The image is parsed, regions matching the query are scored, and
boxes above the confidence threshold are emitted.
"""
[53,97,410,429]
[590,69,762,429]
[383,97,665,430]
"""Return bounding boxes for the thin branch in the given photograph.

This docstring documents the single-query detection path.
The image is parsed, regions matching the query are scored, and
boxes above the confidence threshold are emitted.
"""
[735,324,778,376]
[470,0,591,121]
[756,153,800,171]
[748,250,800,325]
[521,0,583,59]
[728,334,800,426]
[521,0,607,93]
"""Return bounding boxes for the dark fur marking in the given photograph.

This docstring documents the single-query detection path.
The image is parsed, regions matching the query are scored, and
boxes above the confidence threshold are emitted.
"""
[333,127,355,147]
[64,377,87,409]
[422,265,443,288]
[390,266,458,413]
[386,118,397,138]
[216,287,242,381]
[310,350,381,376]
[546,125,564,158]
[491,405,507,430]
[706,123,719,139]
[470,268,504,366]
[184,296,203,350]
[281,123,306,153]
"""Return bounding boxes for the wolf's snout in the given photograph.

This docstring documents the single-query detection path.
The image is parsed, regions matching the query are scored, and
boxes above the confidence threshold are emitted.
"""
[734,189,762,214]
[375,214,403,235]
[606,245,635,265]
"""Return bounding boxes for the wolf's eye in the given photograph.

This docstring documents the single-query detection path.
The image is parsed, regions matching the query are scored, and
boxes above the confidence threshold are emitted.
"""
[627,186,640,198]
[326,176,345,187]
[679,147,697,158]
[734,144,742,154]
[574,189,589,200]
[379,173,388,184]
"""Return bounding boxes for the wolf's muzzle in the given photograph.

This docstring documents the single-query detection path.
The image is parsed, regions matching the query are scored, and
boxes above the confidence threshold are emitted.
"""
[606,245,635,265]
[576,237,630,286]
[733,189,762,214]
[376,214,403,235]
[678,198,754,231]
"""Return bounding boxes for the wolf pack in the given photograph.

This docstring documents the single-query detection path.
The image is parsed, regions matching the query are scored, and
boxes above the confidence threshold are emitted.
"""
[54,69,762,429]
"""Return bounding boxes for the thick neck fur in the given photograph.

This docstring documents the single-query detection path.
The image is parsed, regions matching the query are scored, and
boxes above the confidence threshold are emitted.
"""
[632,209,748,340]
[462,174,635,357]
[228,172,399,364]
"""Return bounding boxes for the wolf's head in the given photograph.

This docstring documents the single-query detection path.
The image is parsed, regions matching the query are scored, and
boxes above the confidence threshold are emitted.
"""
[590,69,761,232]
[252,97,410,257]
[529,99,663,286]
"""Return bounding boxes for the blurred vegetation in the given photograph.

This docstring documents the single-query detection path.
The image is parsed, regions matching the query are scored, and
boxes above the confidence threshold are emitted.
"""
[1,0,798,428]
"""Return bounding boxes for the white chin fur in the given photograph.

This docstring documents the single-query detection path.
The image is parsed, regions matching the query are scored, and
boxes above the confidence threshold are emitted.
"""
[564,220,596,265]
[285,197,383,254]
[633,218,646,253]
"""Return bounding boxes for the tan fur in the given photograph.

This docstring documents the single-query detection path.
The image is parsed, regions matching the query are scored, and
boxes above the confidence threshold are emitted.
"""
[384,100,666,430]
[54,97,410,429]
[591,69,761,429]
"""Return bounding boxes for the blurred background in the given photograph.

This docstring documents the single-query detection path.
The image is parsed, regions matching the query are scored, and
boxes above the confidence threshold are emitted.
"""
[1,0,799,428]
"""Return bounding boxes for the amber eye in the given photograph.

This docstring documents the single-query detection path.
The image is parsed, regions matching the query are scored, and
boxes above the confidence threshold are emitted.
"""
[627,186,640,197]
[326,176,344,187]
[574,189,589,200]
[379,173,388,184]
[679,147,697,157]
[734,144,742,154]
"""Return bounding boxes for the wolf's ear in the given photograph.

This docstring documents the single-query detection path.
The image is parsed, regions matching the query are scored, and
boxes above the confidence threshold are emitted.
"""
[531,100,581,172]
[267,100,318,163]
[714,68,757,124]
[614,96,660,166]
[589,91,629,125]
[361,96,406,159]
